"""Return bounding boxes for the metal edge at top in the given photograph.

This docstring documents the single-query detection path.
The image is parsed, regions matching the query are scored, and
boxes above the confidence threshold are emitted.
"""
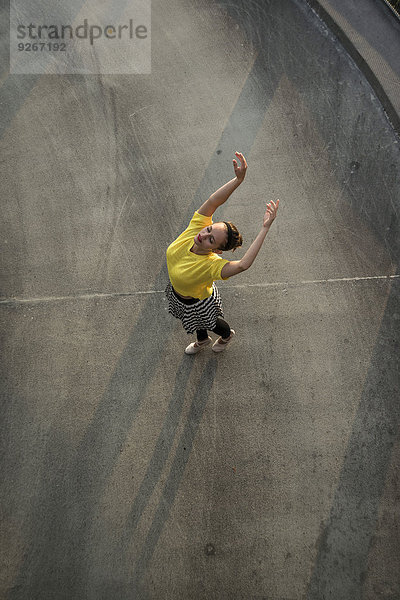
[379,0,400,21]
[302,0,400,138]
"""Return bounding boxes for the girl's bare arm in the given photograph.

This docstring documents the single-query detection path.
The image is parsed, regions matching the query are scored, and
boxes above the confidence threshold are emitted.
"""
[221,199,279,278]
[198,152,247,216]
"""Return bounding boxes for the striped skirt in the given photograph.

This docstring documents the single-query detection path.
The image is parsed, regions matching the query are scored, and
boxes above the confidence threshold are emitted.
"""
[165,281,224,334]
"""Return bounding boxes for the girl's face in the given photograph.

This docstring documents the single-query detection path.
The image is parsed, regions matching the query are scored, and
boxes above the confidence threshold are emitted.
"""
[192,223,228,254]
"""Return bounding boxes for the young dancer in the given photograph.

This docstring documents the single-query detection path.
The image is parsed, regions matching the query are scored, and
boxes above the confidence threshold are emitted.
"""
[165,152,279,354]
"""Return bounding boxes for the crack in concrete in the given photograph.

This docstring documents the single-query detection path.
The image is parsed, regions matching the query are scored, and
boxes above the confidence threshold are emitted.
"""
[0,274,398,306]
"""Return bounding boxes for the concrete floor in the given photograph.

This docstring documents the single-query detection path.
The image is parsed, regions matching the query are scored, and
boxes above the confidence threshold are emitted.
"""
[1,0,399,599]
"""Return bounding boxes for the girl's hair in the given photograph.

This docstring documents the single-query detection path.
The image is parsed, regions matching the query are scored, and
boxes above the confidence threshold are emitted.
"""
[219,221,243,252]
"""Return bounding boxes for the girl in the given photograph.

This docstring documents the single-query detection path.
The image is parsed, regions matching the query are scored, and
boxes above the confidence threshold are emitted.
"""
[165,152,279,354]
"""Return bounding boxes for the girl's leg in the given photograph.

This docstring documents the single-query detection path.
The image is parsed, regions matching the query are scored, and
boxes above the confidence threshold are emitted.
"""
[212,317,231,339]
[196,318,231,343]
[211,317,235,352]
[196,329,209,342]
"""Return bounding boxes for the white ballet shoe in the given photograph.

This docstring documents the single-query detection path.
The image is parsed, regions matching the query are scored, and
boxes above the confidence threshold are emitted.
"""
[212,329,235,352]
[185,336,212,355]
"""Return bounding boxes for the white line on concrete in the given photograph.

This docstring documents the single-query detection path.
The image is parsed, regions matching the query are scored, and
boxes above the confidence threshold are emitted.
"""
[0,274,399,306]
[226,274,400,289]
[129,104,154,118]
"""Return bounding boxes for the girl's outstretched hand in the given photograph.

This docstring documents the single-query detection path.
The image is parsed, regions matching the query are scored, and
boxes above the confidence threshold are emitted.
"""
[263,199,279,228]
[233,151,247,182]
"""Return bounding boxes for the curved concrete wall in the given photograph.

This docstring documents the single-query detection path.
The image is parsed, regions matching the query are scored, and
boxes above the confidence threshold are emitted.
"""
[219,0,400,264]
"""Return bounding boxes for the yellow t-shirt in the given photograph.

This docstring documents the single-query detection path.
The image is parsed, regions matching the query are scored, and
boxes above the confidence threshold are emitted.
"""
[166,211,230,300]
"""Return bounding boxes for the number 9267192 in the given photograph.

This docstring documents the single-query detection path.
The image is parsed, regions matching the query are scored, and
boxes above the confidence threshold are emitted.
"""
[18,42,66,51]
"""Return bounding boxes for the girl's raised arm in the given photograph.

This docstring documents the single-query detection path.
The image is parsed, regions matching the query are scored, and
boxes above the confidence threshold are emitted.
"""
[220,200,279,279]
[198,152,247,217]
